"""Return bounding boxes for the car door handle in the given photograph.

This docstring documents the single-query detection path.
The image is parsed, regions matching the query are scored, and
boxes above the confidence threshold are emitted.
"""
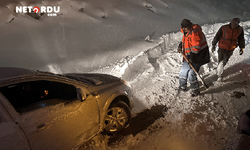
[37,123,46,129]
[30,123,47,135]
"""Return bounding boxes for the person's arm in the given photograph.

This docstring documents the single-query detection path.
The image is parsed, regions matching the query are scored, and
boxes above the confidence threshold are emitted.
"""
[190,31,202,53]
[187,31,202,62]
[178,42,182,49]
[212,26,223,47]
[177,41,182,53]
[238,28,245,49]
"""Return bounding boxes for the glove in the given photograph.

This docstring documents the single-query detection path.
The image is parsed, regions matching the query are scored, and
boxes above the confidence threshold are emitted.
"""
[188,58,192,63]
[239,48,244,55]
[177,48,182,53]
[211,46,216,53]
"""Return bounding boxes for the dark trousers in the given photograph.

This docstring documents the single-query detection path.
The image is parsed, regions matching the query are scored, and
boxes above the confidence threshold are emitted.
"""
[217,48,234,78]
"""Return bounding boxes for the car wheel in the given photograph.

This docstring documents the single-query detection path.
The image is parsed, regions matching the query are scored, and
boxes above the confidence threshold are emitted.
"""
[104,101,131,134]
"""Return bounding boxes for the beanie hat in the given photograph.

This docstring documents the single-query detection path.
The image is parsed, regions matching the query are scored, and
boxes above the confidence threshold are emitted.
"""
[181,19,192,28]
[232,18,240,24]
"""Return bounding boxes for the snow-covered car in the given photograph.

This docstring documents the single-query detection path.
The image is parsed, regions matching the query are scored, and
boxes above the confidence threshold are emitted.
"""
[0,67,133,150]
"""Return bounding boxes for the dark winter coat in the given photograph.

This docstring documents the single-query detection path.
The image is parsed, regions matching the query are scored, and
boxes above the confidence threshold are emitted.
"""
[238,110,250,135]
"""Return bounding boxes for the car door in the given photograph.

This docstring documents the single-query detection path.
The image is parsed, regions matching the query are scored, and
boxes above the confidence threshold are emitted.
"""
[0,80,100,150]
[0,93,30,150]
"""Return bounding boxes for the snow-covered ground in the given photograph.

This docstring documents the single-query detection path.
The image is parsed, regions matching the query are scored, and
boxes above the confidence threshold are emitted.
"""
[83,21,250,150]
[1,0,250,149]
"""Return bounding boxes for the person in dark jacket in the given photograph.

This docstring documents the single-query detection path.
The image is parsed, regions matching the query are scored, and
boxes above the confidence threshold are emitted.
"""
[211,18,245,82]
[238,109,250,136]
[177,19,210,97]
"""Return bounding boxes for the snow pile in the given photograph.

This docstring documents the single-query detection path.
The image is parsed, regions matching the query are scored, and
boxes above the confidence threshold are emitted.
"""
[1,0,250,72]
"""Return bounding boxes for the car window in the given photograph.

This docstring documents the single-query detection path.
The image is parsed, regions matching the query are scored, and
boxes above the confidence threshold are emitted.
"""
[0,80,77,113]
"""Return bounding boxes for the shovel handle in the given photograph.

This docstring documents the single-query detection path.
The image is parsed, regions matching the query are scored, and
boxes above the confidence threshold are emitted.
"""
[180,51,208,89]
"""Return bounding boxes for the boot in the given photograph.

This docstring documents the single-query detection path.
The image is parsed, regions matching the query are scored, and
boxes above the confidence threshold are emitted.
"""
[217,77,223,82]
[179,86,187,91]
[191,90,200,97]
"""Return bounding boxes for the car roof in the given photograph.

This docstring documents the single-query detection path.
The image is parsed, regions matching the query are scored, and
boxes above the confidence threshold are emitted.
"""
[0,67,36,81]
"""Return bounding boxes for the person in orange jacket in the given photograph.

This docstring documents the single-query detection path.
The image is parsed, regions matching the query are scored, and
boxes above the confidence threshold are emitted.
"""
[211,18,245,82]
[177,19,210,97]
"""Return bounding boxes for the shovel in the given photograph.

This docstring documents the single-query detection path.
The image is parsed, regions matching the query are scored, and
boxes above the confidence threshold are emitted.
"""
[179,51,209,89]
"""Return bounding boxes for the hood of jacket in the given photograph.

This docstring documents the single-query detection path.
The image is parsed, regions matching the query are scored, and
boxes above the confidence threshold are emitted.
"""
[181,24,202,34]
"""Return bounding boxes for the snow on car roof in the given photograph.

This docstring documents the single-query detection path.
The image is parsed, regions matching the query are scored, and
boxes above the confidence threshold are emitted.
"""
[0,67,36,81]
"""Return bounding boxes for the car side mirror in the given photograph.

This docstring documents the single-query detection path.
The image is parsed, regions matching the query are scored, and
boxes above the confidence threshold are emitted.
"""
[76,88,86,102]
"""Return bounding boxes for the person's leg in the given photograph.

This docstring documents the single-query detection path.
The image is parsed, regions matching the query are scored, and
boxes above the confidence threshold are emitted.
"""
[217,48,233,81]
[179,60,190,90]
[188,63,202,96]
[217,48,224,79]
[223,50,234,66]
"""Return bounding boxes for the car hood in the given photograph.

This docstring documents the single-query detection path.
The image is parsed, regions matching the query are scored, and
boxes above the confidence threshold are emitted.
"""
[65,73,121,86]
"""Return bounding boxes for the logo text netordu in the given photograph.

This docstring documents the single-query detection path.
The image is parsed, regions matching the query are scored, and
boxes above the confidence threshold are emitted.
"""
[16,6,60,14]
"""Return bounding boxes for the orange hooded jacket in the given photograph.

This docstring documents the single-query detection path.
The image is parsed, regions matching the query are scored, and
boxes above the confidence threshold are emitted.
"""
[181,24,208,57]
[179,24,209,64]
